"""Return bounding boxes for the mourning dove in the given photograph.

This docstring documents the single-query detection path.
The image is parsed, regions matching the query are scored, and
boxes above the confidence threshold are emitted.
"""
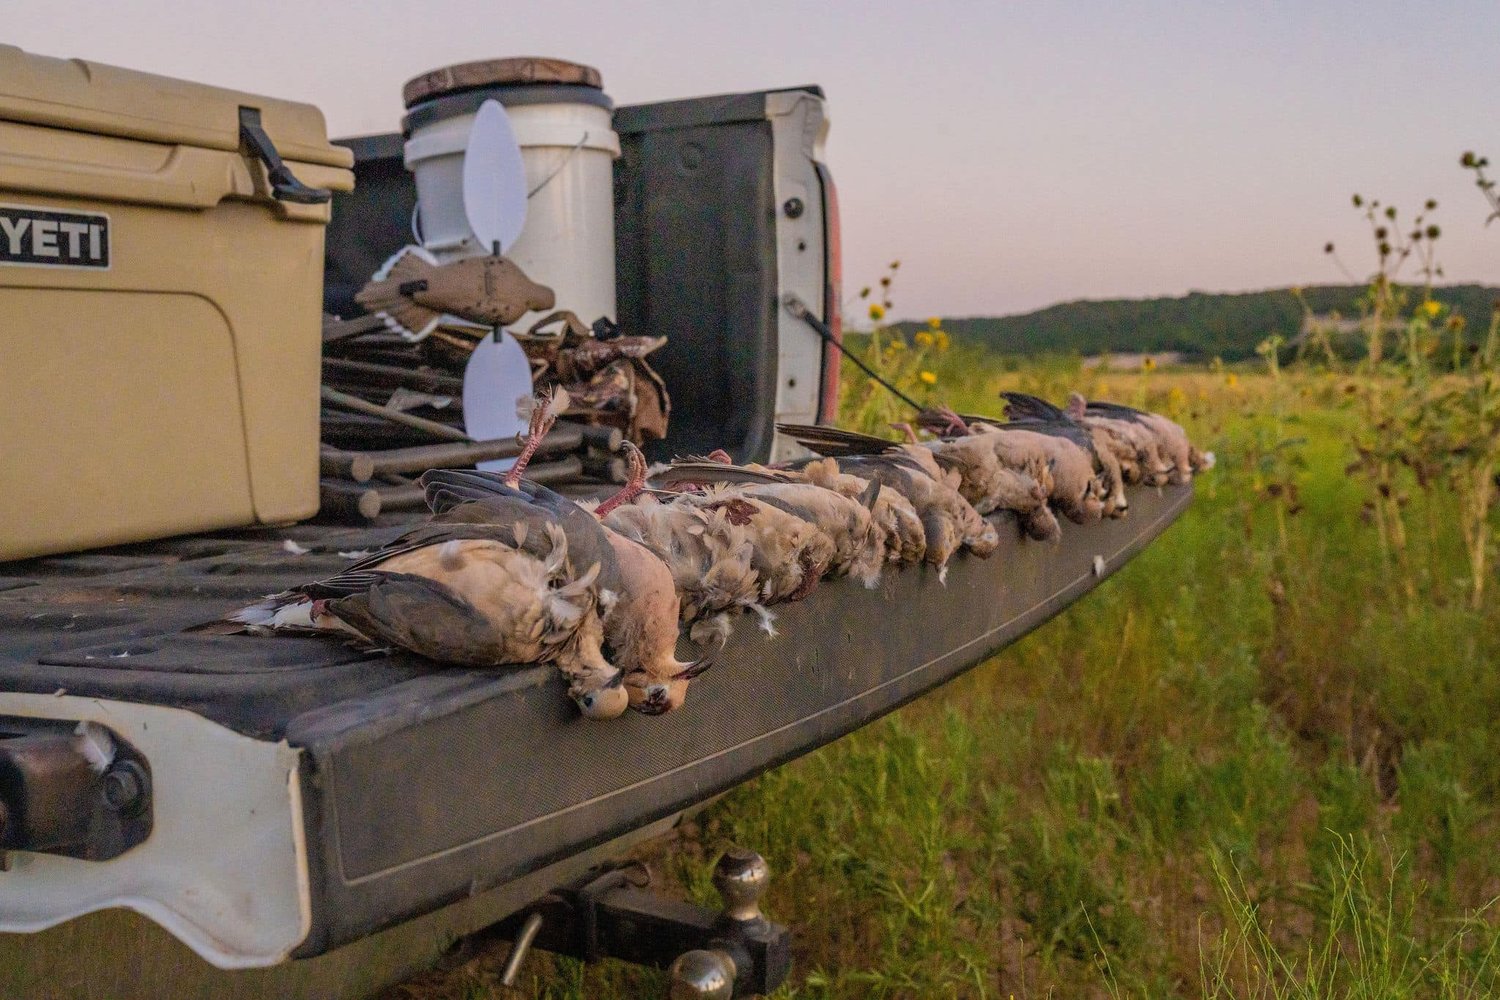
[774,424,999,583]
[212,520,623,719]
[997,392,1128,519]
[1079,398,1213,485]
[423,414,707,716]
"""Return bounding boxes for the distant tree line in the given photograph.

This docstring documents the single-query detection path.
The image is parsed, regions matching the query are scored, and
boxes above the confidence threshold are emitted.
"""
[893,284,1500,362]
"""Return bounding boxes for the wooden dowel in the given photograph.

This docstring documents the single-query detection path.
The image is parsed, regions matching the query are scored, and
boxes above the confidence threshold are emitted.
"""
[322,357,464,394]
[319,478,382,521]
[320,386,472,443]
[320,447,375,483]
[568,421,623,453]
[337,426,585,479]
[582,451,627,484]
[370,483,427,512]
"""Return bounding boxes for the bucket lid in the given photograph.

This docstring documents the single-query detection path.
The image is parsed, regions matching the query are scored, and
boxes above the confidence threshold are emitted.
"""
[403,57,603,108]
[0,45,352,169]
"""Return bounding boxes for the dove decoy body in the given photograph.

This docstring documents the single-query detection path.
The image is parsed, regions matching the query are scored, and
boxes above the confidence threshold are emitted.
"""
[355,245,555,341]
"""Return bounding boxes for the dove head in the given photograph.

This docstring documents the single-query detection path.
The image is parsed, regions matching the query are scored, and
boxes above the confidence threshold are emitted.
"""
[627,659,711,716]
[920,512,963,571]
[572,670,628,720]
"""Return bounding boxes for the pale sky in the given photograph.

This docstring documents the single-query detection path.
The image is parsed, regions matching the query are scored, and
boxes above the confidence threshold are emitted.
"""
[9,1,1498,318]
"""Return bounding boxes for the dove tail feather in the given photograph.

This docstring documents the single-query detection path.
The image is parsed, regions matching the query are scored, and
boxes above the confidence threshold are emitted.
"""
[776,423,901,457]
[999,391,1069,422]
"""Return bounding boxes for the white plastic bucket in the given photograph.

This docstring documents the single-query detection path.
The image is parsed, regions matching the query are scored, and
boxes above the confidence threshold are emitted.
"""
[404,98,620,325]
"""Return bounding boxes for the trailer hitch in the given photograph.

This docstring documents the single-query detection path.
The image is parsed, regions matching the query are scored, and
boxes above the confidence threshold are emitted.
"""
[485,847,790,998]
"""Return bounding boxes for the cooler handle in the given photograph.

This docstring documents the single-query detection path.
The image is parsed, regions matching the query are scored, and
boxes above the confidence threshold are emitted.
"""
[238,107,332,206]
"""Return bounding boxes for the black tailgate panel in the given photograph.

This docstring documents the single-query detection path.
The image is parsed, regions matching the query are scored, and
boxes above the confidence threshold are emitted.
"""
[613,93,785,463]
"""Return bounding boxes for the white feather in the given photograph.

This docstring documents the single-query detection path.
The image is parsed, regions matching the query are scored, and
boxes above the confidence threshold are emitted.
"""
[73,722,115,774]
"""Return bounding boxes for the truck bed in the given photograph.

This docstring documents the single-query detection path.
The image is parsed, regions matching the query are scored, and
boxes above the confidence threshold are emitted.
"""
[0,481,1191,969]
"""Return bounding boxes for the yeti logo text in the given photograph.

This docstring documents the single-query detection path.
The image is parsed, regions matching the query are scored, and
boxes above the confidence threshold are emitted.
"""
[0,206,110,269]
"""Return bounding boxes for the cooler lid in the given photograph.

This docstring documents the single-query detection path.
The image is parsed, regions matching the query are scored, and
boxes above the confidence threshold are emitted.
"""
[0,45,353,169]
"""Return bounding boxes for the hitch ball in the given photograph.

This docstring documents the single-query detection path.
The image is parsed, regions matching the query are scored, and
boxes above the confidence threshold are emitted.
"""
[668,949,735,1000]
[713,847,770,925]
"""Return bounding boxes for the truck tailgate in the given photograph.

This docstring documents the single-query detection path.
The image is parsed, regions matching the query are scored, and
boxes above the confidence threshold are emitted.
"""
[0,482,1190,964]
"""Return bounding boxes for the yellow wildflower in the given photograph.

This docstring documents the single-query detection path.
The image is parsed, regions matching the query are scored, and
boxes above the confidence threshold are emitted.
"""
[868,303,885,322]
[1226,372,1240,389]
[1142,356,1158,372]
[927,316,942,330]
[915,331,934,348]
[887,338,906,352]
[935,330,950,350]
[919,370,937,385]
[1421,299,1442,319]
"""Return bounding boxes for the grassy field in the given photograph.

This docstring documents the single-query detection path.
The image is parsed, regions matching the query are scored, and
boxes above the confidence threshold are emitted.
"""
[393,349,1500,998]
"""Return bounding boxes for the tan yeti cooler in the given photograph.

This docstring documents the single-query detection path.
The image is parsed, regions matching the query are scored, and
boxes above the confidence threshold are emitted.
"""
[0,46,354,561]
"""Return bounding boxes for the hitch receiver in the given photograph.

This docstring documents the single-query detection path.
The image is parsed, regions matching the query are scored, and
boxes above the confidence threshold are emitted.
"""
[487,847,790,998]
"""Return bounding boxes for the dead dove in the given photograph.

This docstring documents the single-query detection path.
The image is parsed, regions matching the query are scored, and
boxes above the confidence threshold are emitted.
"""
[1061,394,1167,486]
[796,458,928,566]
[776,423,1000,581]
[892,418,1060,540]
[209,519,622,719]
[601,490,768,645]
[652,456,887,590]
[594,442,769,644]
[935,399,1103,526]
[422,402,708,715]
[673,486,838,605]
[996,392,1128,518]
[1080,398,1213,485]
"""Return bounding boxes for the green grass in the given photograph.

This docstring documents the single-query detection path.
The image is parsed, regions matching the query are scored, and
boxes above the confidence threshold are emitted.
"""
[393,362,1500,999]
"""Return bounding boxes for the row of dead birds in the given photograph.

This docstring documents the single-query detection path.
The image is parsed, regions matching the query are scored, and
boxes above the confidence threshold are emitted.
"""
[212,390,1213,721]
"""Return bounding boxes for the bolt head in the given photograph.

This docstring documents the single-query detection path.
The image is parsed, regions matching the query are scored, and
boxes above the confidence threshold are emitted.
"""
[668,949,734,1000]
[102,762,146,814]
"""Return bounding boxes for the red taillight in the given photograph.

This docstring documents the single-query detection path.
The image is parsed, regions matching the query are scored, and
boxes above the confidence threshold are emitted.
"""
[816,163,842,424]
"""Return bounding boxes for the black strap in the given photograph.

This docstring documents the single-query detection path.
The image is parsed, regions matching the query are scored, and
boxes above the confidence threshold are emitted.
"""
[783,295,922,412]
